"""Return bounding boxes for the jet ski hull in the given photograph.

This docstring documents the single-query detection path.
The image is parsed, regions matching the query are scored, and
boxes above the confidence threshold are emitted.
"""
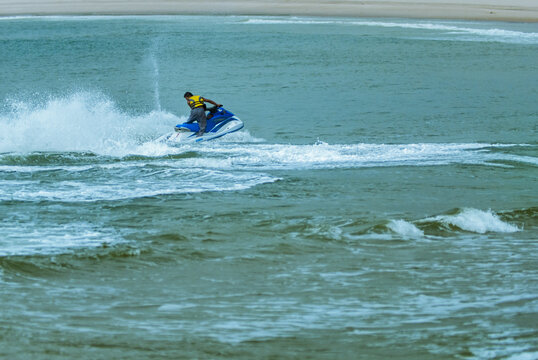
[158,107,244,144]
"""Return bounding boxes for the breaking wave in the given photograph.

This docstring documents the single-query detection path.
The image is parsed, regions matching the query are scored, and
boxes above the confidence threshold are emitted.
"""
[348,208,525,242]
[244,17,538,44]
[387,219,425,238]
[421,208,521,234]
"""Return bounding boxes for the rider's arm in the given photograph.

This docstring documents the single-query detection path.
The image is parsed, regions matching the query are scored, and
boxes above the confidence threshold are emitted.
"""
[203,98,222,107]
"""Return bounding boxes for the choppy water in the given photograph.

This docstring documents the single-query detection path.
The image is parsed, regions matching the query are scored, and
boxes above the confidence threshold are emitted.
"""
[0,15,537,359]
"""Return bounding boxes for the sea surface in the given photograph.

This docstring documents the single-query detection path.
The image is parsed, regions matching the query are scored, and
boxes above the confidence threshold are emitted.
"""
[0,15,537,359]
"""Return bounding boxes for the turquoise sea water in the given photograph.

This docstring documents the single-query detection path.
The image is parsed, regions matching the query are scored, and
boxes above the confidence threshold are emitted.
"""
[0,15,537,359]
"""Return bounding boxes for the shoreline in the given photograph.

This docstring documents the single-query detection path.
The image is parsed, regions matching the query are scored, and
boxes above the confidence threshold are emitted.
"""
[0,1,537,23]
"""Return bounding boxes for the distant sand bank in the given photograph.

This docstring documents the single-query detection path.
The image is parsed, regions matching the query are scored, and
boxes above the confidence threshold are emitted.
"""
[0,0,537,22]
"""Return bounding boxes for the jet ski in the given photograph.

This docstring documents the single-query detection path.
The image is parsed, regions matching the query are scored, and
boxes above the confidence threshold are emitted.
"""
[158,106,244,144]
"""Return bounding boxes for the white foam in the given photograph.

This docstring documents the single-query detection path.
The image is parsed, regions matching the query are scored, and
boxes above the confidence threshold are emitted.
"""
[244,17,538,44]
[244,18,335,25]
[0,222,122,256]
[504,352,538,360]
[0,92,177,156]
[427,208,520,234]
[351,21,538,42]
[0,168,279,202]
[212,129,265,143]
[157,303,197,312]
[387,219,424,238]
[0,92,269,159]
[1,93,535,167]
[183,142,534,171]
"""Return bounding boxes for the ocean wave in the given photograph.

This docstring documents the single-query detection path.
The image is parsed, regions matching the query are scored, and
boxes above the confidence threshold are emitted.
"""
[0,168,279,202]
[1,142,535,169]
[387,219,425,239]
[0,207,531,268]
[351,20,538,43]
[249,207,529,248]
[186,142,537,170]
[345,208,525,242]
[0,222,124,257]
[0,243,147,279]
[503,351,538,360]
[0,141,538,173]
[421,208,521,234]
[244,17,538,44]
[244,18,335,25]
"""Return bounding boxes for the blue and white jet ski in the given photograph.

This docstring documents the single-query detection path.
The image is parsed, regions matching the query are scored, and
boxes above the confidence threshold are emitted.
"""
[158,106,244,144]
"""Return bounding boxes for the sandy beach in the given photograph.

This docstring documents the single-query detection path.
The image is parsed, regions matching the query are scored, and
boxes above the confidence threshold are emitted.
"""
[0,0,537,22]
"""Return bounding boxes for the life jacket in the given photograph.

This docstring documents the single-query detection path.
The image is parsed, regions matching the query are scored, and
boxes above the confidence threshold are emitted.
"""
[187,95,205,109]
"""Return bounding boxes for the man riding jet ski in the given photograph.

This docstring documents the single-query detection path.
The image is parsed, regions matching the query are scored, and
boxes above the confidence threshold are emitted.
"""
[183,92,220,137]
[157,93,244,144]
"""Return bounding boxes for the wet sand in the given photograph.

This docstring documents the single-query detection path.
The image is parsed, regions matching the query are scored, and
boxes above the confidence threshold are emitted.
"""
[0,0,537,22]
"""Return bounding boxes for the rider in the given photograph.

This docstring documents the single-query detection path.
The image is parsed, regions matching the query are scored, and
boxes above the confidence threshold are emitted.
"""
[183,92,222,136]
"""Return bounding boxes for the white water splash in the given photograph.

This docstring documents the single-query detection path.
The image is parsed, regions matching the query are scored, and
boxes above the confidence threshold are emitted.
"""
[426,208,520,234]
[387,219,424,238]
[0,93,535,169]
[0,92,177,156]
[148,39,162,112]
